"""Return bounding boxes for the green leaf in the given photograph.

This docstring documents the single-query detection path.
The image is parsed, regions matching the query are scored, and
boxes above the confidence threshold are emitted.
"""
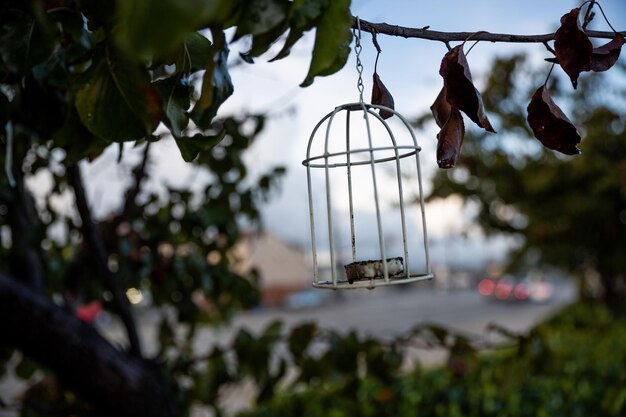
[52,107,110,162]
[190,31,234,129]
[74,44,161,141]
[115,0,237,58]
[48,8,93,63]
[271,0,329,62]
[288,322,317,361]
[0,13,57,74]
[426,324,450,346]
[15,356,38,380]
[300,0,352,87]
[234,0,289,40]
[175,131,226,162]
[241,21,289,60]
[154,77,191,137]
[180,33,213,71]
[261,320,283,343]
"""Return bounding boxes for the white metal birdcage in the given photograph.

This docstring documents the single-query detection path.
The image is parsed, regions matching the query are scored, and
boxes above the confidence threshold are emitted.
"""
[302,18,433,290]
[303,100,433,289]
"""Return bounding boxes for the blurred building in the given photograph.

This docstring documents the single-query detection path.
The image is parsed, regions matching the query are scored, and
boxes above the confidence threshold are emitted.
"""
[234,232,310,307]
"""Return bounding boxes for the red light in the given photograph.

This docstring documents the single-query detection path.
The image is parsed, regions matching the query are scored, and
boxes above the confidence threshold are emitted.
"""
[478,279,495,296]
[494,280,513,300]
[514,283,530,300]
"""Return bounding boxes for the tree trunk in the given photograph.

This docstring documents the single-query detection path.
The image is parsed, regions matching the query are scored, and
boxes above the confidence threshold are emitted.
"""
[0,272,179,417]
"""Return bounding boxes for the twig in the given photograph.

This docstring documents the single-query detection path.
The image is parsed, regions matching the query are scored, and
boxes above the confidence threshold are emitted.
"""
[352,16,625,43]
[543,62,556,87]
[67,163,142,357]
[4,122,15,187]
[122,143,151,218]
[542,41,556,56]
[582,1,596,30]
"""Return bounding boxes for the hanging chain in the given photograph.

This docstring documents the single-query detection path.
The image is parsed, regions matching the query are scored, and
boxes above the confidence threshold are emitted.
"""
[353,17,364,103]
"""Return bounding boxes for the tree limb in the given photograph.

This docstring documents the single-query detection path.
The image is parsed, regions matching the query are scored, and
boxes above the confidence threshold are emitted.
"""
[7,159,45,291]
[352,17,625,43]
[67,163,143,357]
[0,271,178,417]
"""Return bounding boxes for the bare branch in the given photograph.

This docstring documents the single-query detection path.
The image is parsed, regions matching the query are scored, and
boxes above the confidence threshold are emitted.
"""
[353,17,625,43]
[122,142,151,218]
[67,163,142,357]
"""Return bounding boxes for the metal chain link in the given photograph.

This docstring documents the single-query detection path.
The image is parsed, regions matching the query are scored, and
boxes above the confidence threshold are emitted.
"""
[353,17,364,103]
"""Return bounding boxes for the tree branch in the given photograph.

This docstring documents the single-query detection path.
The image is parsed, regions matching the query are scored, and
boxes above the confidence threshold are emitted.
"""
[7,160,45,291]
[0,271,178,417]
[67,163,142,357]
[352,17,625,43]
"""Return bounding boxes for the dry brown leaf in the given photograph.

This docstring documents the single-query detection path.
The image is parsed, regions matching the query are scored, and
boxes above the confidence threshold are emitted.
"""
[371,72,395,119]
[589,32,625,72]
[527,85,581,155]
[437,108,465,169]
[430,86,451,128]
[554,8,593,88]
[439,45,495,133]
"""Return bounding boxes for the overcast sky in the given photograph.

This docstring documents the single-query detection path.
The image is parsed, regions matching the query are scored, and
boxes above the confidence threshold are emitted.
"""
[71,0,626,269]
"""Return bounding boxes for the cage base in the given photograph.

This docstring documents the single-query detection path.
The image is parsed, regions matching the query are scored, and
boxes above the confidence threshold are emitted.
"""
[312,273,434,290]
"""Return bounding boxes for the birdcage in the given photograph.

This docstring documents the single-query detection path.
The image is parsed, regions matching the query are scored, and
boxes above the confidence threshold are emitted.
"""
[302,20,433,290]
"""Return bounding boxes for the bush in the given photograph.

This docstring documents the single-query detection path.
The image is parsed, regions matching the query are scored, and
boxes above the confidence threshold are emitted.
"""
[241,302,626,417]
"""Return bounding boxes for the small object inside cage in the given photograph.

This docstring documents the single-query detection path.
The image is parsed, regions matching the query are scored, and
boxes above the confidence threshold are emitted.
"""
[345,257,404,284]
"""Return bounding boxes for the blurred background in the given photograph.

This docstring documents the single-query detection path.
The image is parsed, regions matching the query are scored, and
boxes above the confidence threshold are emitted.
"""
[2,0,626,416]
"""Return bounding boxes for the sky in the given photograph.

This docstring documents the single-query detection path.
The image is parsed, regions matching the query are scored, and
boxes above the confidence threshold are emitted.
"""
[65,0,626,270]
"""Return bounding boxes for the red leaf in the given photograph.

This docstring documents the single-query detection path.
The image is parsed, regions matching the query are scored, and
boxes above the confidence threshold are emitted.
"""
[589,33,625,72]
[430,86,451,128]
[527,85,581,155]
[554,8,593,89]
[371,72,395,119]
[436,108,465,169]
[439,45,495,133]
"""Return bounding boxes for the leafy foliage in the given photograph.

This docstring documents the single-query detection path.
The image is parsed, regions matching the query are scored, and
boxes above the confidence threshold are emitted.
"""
[299,0,353,87]
[0,0,354,162]
[236,302,626,417]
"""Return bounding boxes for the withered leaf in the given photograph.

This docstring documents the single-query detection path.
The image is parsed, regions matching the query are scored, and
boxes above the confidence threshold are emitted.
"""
[589,33,625,72]
[439,45,495,133]
[554,8,593,88]
[430,86,451,128]
[371,72,395,119]
[527,85,581,155]
[437,108,465,169]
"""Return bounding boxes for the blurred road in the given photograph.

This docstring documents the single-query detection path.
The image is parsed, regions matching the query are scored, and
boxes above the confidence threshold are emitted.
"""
[185,279,577,364]
[229,279,576,338]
